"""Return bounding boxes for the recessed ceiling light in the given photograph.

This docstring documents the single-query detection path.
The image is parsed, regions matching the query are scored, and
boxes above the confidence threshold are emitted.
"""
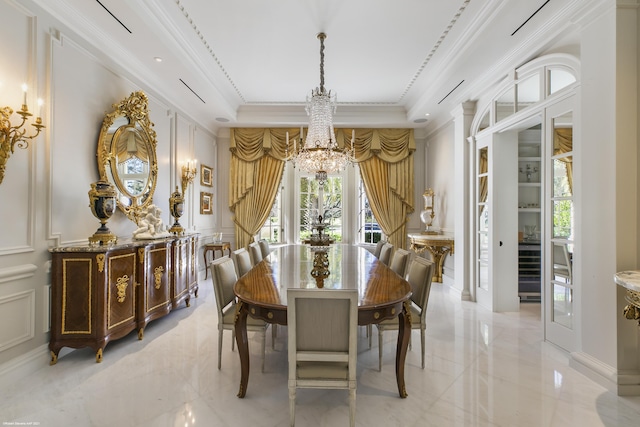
[414,118,428,123]
[215,117,230,123]
[425,113,430,116]
[154,57,163,62]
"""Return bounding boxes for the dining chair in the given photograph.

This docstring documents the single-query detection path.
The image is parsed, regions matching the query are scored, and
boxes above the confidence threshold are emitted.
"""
[373,239,387,258]
[231,248,252,278]
[249,241,264,265]
[210,256,270,372]
[376,256,434,371]
[553,242,572,283]
[378,242,394,266]
[287,288,358,427]
[258,238,271,259]
[389,248,411,278]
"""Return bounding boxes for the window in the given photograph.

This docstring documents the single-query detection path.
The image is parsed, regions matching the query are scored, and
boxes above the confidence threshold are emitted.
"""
[299,176,343,242]
[258,186,282,243]
[357,177,382,244]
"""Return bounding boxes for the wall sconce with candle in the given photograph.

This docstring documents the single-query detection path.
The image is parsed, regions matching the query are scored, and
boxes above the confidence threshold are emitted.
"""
[0,84,45,184]
[181,159,197,194]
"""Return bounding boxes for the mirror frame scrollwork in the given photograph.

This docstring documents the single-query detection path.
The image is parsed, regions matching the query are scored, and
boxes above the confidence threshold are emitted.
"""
[97,91,158,224]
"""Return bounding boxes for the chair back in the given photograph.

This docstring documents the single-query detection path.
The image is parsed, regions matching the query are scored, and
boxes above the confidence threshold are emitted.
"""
[287,288,358,383]
[249,242,264,265]
[406,257,435,321]
[389,248,411,278]
[378,243,394,266]
[231,248,252,278]
[258,239,271,259]
[373,239,387,258]
[553,243,572,282]
[210,257,238,323]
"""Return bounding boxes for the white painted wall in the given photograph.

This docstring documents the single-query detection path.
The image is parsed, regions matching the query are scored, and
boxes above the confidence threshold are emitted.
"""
[0,0,218,374]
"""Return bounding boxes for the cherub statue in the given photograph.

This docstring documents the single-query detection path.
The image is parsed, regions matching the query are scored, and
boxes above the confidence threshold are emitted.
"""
[133,204,170,239]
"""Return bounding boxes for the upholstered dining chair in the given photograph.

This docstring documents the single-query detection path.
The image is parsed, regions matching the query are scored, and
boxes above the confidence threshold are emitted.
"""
[248,241,264,266]
[373,239,387,258]
[287,288,358,427]
[389,248,411,278]
[258,238,271,259]
[376,257,434,371]
[210,257,270,372]
[378,242,394,266]
[231,248,252,278]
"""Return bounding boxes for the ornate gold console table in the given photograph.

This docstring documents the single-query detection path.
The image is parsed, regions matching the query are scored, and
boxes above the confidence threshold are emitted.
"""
[615,270,640,325]
[408,233,454,283]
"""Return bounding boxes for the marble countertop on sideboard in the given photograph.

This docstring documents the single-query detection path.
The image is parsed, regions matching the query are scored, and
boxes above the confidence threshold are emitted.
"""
[614,270,640,293]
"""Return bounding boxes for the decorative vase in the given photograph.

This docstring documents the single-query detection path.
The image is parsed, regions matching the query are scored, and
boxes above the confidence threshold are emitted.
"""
[169,186,185,235]
[88,180,117,245]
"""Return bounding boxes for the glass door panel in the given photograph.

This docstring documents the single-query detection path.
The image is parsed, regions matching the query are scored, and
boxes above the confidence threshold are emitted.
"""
[545,100,575,351]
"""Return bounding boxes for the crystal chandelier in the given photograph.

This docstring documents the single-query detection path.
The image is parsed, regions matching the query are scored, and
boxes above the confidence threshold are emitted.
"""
[288,32,354,183]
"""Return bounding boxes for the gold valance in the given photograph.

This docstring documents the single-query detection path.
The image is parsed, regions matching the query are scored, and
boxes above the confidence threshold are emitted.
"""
[229,127,415,249]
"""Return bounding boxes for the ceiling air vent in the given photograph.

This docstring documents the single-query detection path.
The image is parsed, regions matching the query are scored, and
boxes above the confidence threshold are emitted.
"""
[95,0,131,34]
[511,0,550,36]
[179,79,206,104]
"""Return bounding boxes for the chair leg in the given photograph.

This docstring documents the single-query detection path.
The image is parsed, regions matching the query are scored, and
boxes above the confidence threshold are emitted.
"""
[421,328,426,369]
[231,329,235,351]
[217,328,223,370]
[378,327,383,372]
[349,388,356,427]
[289,387,296,427]
[367,324,372,349]
[272,324,276,350]
[261,329,266,373]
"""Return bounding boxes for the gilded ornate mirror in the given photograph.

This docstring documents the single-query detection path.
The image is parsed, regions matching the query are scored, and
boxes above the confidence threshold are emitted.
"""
[97,91,158,224]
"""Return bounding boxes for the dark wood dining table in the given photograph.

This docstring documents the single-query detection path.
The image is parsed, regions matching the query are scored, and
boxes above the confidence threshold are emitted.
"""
[233,244,412,398]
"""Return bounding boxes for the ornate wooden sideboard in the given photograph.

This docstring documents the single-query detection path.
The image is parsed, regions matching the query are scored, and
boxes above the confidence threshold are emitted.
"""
[49,234,198,364]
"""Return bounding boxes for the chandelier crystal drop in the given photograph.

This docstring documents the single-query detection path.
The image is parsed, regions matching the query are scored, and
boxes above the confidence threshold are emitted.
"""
[289,32,354,183]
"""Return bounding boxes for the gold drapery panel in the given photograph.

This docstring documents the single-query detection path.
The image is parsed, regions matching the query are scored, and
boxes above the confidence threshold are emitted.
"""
[229,128,415,249]
[479,148,488,217]
[354,129,415,249]
[229,128,294,248]
[554,128,573,194]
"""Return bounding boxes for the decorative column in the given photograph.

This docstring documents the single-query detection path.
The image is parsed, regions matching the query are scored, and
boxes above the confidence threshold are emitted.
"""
[451,101,476,301]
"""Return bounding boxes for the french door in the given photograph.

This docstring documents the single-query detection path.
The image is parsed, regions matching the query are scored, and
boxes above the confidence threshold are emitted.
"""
[544,97,576,351]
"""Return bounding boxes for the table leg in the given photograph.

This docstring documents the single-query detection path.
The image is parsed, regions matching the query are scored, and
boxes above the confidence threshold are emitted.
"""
[235,301,250,398]
[204,248,211,280]
[395,300,411,398]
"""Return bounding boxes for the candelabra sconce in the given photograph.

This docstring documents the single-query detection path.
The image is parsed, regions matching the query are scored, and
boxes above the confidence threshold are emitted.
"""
[181,159,197,194]
[88,180,117,245]
[169,186,185,235]
[419,188,437,234]
[519,163,539,182]
[0,87,45,185]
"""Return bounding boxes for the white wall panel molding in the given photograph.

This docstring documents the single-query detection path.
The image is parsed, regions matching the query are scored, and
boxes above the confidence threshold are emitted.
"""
[0,2,38,255]
[0,264,37,285]
[0,289,35,352]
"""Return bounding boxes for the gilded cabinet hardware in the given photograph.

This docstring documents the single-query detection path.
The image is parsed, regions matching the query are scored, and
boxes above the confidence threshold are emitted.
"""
[154,266,164,289]
[116,275,129,303]
[96,254,105,273]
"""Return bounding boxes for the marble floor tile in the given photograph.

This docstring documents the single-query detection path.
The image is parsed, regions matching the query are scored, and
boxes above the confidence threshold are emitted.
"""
[1,279,640,426]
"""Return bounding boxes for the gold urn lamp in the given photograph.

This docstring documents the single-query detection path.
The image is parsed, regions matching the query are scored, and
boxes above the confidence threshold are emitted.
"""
[88,180,117,245]
[420,188,437,234]
[169,186,185,235]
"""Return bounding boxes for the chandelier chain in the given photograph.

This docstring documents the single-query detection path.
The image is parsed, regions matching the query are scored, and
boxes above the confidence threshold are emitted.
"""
[318,32,326,93]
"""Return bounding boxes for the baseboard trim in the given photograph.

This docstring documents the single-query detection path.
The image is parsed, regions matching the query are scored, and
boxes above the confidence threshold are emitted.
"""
[569,351,640,395]
[0,344,50,386]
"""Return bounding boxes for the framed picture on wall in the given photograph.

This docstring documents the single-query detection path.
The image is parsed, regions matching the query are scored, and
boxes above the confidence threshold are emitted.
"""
[200,191,213,215]
[200,164,213,187]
